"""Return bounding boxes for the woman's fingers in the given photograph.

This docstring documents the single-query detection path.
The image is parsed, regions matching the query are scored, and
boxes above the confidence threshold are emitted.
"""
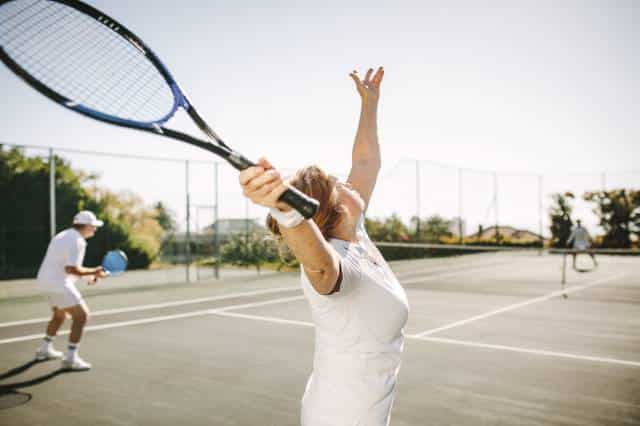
[257,156,274,170]
[246,169,281,193]
[363,68,373,85]
[372,66,384,87]
[239,165,264,186]
[349,70,363,88]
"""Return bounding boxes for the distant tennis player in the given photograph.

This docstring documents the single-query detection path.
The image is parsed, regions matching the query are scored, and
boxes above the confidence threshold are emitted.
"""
[567,219,598,270]
[240,66,409,425]
[35,210,107,371]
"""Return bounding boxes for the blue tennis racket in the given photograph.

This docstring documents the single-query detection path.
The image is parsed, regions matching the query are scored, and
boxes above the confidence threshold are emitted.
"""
[0,0,319,219]
[101,250,128,277]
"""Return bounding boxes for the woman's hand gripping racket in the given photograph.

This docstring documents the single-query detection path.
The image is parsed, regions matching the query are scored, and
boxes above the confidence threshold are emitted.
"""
[0,0,319,218]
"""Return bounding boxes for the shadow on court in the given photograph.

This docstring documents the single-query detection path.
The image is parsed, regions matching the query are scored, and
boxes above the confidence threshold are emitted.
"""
[0,358,84,410]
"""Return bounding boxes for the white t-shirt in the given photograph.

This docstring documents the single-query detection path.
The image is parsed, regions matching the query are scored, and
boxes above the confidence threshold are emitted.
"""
[568,225,591,250]
[36,228,87,293]
[300,215,409,426]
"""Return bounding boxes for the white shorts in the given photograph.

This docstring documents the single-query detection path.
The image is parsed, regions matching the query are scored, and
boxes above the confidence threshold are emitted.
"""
[43,286,84,309]
[573,242,590,251]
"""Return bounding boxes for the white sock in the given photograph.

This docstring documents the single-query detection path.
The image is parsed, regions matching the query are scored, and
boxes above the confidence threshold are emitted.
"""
[66,343,79,360]
[40,335,54,351]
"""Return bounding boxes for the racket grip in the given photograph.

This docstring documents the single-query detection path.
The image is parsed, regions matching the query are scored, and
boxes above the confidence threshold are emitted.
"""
[278,187,319,219]
[226,152,318,218]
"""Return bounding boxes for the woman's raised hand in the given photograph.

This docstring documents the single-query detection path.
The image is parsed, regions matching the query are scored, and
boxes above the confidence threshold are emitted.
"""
[349,66,384,104]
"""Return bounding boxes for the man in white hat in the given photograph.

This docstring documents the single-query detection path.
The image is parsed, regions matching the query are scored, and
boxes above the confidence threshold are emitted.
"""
[35,210,107,370]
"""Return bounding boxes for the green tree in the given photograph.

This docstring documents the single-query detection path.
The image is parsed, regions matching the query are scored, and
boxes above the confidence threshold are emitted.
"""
[364,214,410,242]
[219,232,280,272]
[549,192,574,248]
[410,215,453,242]
[0,146,163,277]
[584,189,640,248]
[154,201,177,234]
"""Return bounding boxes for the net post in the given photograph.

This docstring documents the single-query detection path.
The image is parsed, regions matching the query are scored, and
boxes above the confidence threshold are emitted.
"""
[561,251,567,287]
[185,160,191,283]
[49,148,56,238]
[213,162,219,279]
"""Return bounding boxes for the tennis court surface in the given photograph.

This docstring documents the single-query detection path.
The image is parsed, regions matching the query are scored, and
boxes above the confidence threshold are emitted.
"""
[1,249,639,425]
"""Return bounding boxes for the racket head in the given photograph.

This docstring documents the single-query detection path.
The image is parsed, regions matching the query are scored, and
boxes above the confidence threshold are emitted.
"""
[101,250,128,276]
[0,0,187,130]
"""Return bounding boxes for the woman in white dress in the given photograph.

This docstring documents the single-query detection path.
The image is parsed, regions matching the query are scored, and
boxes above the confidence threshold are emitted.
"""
[239,66,409,426]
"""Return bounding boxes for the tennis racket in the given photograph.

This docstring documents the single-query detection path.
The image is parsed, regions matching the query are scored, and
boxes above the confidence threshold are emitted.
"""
[0,0,319,218]
[101,249,127,276]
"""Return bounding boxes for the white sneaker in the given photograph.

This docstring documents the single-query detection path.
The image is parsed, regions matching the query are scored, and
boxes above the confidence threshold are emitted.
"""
[62,356,92,371]
[35,346,64,361]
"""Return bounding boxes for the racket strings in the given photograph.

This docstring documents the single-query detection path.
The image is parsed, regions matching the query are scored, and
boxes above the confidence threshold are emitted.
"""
[0,0,175,123]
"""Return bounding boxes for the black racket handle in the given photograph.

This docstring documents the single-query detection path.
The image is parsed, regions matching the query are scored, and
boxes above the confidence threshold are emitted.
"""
[227,152,319,219]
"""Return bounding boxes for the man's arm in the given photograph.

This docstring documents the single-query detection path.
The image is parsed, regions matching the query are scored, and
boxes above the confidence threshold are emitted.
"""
[64,265,104,276]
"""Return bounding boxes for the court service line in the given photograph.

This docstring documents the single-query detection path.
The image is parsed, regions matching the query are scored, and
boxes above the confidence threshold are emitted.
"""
[0,295,305,345]
[208,310,640,368]
[0,286,299,328]
[412,335,640,368]
[411,273,625,338]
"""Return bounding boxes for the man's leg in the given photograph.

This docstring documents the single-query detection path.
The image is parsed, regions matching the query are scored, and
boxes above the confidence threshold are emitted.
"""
[65,303,89,345]
[590,253,598,267]
[61,302,92,370]
[36,307,67,360]
[46,307,66,336]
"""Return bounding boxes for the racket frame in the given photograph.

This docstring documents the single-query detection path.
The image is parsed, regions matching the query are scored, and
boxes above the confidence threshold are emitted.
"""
[0,0,318,216]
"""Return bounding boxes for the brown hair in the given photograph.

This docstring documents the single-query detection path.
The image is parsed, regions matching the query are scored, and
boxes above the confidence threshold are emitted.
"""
[267,165,343,240]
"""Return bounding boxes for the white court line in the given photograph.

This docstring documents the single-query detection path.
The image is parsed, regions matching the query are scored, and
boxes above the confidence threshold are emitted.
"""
[213,311,314,328]
[412,273,625,338]
[0,286,299,328]
[0,295,305,345]
[411,335,640,368]
[209,308,640,368]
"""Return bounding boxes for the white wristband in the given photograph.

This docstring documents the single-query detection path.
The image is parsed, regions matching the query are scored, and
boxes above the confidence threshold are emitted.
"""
[269,207,305,228]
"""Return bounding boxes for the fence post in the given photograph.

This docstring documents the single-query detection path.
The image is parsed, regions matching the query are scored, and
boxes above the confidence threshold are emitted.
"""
[538,174,544,254]
[458,168,463,244]
[493,172,500,244]
[49,148,56,238]
[185,160,191,283]
[214,162,219,279]
[415,160,421,237]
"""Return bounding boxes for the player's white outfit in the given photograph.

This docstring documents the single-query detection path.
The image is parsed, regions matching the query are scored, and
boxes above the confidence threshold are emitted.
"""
[36,228,87,308]
[568,225,591,250]
[300,215,409,426]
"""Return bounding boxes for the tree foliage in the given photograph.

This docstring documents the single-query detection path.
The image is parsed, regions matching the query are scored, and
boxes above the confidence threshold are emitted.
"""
[548,192,574,248]
[0,146,165,277]
[364,214,410,242]
[219,232,281,272]
[583,189,640,248]
[410,215,453,242]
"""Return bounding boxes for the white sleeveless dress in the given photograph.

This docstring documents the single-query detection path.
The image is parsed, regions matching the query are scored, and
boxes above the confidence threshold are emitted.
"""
[300,215,409,426]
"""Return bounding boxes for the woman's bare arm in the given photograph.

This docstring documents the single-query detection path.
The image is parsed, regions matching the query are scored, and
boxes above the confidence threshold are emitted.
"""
[239,159,340,295]
[347,66,384,209]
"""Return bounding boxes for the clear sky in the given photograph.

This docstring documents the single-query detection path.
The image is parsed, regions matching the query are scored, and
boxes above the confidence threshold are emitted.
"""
[2,0,638,234]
